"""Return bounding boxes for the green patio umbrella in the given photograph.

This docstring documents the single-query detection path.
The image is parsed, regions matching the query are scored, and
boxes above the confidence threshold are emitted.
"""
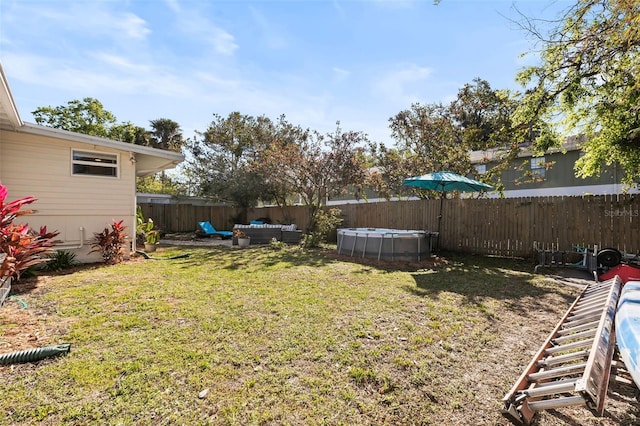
[402,171,493,241]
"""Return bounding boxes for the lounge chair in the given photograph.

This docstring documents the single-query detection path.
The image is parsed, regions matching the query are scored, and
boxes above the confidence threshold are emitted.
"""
[197,221,233,239]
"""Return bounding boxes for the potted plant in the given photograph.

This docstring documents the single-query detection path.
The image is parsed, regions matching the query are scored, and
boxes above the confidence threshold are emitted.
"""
[139,216,160,252]
[233,229,250,248]
[144,226,160,252]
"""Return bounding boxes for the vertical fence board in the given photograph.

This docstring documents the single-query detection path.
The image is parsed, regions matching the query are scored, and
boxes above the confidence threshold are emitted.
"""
[138,194,640,258]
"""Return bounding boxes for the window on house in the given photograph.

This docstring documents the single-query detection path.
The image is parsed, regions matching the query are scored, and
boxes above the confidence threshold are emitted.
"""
[474,164,487,175]
[530,156,546,178]
[72,150,118,177]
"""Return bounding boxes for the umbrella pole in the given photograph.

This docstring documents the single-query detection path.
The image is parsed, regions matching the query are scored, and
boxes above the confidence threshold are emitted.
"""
[437,192,444,249]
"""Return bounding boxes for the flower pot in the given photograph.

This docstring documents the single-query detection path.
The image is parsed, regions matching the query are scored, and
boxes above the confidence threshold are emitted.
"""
[144,243,157,252]
[238,237,250,248]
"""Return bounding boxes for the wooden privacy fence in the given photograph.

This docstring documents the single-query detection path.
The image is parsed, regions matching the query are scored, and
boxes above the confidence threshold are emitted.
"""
[138,203,312,235]
[139,194,639,258]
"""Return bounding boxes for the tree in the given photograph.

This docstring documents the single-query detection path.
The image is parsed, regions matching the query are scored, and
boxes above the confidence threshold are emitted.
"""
[449,79,536,192]
[136,174,187,196]
[109,122,150,145]
[185,112,267,223]
[249,115,309,223]
[373,78,545,197]
[146,118,186,193]
[256,122,370,233]
[149,118,185,152]
[375,83,486,198]
[32,99,182,151]
[515,0,640,186]
[33,98,117,138]
[450,78,518,151]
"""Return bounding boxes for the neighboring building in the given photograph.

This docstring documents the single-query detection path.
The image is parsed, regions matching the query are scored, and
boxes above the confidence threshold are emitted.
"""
[327,136,637,205]
[0,63,184,262]
[471,136,638,198]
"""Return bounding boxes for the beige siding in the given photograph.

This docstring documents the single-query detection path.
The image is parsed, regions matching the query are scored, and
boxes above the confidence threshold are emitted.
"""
[1,129,136,262]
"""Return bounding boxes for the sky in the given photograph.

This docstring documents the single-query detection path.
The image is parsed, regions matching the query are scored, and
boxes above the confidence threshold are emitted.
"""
[0,0,572,145]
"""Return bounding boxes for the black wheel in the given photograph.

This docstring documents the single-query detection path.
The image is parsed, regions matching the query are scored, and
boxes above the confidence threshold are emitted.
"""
[597,248,622,267]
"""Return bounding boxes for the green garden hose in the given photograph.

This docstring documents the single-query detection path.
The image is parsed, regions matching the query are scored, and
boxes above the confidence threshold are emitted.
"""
[135,250,190,260]
[8,295,27,309]
[0,343,71,365]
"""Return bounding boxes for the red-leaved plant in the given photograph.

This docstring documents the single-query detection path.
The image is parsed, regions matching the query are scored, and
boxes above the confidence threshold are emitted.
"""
[0,182,60,280]
[89,220,127,265]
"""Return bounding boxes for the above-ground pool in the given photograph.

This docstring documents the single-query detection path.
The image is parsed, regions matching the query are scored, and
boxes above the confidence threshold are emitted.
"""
[336,228,438,262]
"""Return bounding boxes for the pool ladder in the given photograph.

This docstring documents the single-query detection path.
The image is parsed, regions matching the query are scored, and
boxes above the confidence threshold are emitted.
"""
[502,276,621,425]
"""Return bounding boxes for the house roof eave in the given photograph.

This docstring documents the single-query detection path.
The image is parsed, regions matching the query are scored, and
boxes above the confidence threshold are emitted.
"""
[0,64,23,130]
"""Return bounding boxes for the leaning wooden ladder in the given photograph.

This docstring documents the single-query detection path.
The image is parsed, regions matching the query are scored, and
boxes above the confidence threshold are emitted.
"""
[502,276,622,425]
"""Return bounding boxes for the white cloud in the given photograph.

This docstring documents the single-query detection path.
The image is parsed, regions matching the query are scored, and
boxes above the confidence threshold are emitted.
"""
[371,0,416,9]
[92,53,152,73]
[1,2,150,48]
[117,12,151,40]
[249,6,288,50]
[373,63,434,105]
[4,51,192,99]
[332,0,347,20]
[332,67,351,81]
[169,6,238,56]
[195,71,244,92]
[164,0,181,14]
[210,28,238,56]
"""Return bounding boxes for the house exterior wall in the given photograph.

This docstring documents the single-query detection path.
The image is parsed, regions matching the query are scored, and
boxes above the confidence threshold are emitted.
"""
[0,129,137,263]
[485,150,634,197]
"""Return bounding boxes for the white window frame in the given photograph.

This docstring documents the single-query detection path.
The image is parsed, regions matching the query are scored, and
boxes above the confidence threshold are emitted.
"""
[530,156,546,178]
[71,150,119,178]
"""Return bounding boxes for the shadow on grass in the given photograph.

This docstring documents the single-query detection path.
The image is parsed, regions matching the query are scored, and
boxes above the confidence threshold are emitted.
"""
[404,252,582,314]
[9,262,111,296]
[169,244,339,271]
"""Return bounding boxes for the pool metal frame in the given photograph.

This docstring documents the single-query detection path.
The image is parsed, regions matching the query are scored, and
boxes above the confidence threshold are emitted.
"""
[336,228,438,262]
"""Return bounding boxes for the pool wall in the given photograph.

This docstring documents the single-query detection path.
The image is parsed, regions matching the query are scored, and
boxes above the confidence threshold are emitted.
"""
[336,228,437,262]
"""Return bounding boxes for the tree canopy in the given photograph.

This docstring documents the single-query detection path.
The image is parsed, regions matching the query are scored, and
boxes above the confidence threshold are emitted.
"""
[149,118,185,153]
[32,98,184,153]
[185,112,268,222]
[516,0,640,185]
[185,113,371,231]
[33,98,118,138]
[253,120,370,232]
[371,78,524,198]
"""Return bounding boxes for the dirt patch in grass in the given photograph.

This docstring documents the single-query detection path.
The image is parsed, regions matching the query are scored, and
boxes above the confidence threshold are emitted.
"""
[0,260,143,353]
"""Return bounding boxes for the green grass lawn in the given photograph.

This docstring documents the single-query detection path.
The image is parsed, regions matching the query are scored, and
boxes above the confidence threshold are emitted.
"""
[1,245,638,425]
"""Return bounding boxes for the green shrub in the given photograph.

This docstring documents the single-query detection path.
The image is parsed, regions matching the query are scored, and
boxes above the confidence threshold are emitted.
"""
[269,238,286,250]
[303,208,343,248]
[44,250,79,271]
[136,206,160,246]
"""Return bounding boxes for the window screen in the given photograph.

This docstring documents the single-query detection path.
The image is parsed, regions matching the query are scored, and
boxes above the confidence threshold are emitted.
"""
[72,150,118,177]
